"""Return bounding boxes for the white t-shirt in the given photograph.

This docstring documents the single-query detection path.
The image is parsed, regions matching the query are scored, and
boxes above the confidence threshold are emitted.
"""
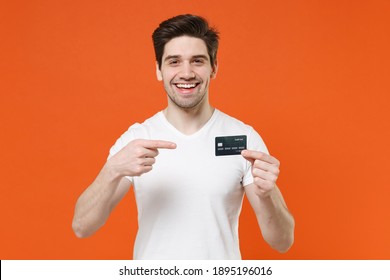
[109,109,268,259]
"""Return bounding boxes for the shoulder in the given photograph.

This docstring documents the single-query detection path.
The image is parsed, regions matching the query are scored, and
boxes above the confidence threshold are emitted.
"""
[215,109,254,133]
[120,112,163,137]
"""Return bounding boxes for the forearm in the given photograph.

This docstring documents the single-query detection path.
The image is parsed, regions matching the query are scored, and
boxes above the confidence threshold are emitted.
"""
[72,162,123,238]
[255,188,295,252]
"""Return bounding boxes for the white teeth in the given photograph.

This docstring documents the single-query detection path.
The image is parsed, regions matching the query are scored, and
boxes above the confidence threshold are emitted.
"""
[176,83,196,89]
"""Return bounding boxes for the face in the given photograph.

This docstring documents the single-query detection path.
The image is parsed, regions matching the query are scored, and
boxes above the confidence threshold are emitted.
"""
[156,36,217,110]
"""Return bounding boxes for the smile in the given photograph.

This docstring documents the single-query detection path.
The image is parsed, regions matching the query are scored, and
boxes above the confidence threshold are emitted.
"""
[175,83,198,89]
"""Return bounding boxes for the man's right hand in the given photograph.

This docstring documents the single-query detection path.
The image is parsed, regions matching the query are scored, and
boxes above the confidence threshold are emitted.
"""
[108,139,177,177]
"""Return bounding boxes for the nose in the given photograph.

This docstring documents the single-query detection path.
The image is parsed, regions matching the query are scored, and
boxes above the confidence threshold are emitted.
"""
[179,62,195,80]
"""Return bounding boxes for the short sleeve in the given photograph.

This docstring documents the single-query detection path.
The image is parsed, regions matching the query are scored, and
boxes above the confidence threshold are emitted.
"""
[242,127,269,187]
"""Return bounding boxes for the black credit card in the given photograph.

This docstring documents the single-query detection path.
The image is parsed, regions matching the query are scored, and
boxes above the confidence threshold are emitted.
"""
[215,135,247,156]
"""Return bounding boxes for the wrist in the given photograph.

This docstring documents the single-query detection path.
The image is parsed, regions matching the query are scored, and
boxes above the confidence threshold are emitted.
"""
[102,160,124,183]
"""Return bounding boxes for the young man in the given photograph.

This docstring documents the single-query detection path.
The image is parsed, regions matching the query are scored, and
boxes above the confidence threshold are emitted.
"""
[72,14,295,259]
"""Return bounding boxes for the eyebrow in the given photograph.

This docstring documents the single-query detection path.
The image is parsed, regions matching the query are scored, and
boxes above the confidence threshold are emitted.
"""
[164,54,209,62]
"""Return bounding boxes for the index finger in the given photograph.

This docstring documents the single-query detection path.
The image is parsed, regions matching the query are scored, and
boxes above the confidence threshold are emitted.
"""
[241,150,277,164]
[142,139,177,150]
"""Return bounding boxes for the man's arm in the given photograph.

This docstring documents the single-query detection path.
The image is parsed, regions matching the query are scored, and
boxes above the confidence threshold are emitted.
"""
[242,150,295,253]
[72,139,176,238]
[72,166,131,238]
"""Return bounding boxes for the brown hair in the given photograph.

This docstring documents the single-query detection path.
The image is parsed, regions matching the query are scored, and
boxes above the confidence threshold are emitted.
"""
[152,14,219,69]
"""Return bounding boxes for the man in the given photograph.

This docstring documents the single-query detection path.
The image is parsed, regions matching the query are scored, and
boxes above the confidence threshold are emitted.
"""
[72,14,295,259]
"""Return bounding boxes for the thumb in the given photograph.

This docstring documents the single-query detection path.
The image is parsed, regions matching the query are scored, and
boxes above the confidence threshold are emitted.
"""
[241,150,255,165]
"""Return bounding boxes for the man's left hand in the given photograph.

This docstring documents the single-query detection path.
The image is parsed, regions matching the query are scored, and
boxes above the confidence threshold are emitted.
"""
[241,150,280,198]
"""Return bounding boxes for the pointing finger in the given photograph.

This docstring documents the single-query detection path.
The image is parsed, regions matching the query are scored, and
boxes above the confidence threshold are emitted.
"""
[142,139,177,150]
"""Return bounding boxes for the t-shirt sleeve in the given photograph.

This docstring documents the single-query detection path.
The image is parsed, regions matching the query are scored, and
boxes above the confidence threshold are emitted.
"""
[242,127,269,187]
[107,123,141,184]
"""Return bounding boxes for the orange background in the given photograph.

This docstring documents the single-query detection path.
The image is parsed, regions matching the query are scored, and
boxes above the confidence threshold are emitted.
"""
[1,0,389,259]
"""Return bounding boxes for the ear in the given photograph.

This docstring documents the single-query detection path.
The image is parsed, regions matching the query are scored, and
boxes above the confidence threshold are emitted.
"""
[156,61,163,81]
[211,60,218,79]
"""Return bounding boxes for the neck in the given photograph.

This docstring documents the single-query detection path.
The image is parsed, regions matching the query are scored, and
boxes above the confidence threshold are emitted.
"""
[163,102,215,135]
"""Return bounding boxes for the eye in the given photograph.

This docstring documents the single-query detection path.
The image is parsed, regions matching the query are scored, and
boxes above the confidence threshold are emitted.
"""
[168,59,179,65]
[193,59,205,65]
